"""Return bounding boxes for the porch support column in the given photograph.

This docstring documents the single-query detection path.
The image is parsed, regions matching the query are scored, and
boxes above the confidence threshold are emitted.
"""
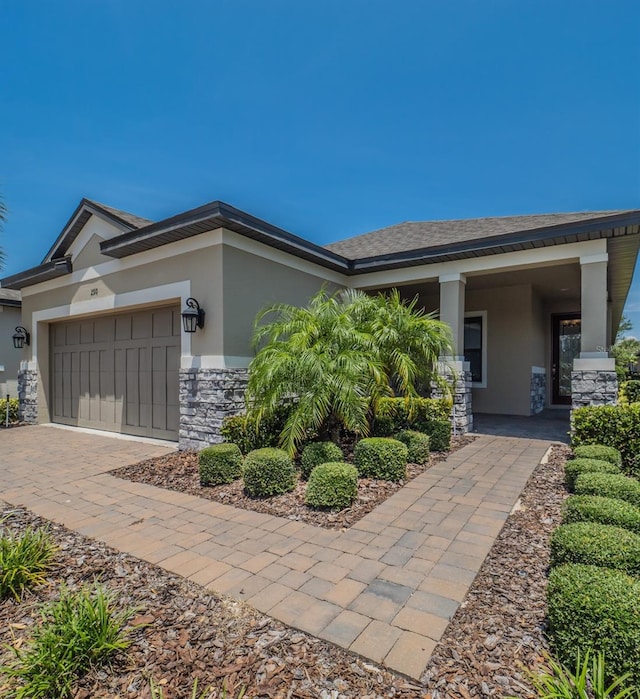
[437,273,473,434]
[571,253,618,409]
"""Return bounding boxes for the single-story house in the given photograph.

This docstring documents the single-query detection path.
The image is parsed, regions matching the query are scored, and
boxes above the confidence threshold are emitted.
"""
[0,288,22,399]
[2,198,639,449]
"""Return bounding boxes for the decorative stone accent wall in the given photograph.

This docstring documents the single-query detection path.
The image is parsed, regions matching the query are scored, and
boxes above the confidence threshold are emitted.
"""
[432,362,473,434]
[179,368,249,450]
[571,370,618,409]
[17,368,38,423]
[530,368,546,415]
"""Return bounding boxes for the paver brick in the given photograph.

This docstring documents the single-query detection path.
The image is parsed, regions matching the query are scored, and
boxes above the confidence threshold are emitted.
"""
[384,631,438,679]
[320,610,371,647]
[350,621,401,663]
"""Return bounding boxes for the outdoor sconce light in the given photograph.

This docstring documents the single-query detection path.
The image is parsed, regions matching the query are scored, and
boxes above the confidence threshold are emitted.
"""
[181,297,205,333]
[12,326,30,349]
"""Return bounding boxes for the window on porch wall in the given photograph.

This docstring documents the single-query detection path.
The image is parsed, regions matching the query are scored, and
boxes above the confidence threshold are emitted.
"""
[464,314,485,385]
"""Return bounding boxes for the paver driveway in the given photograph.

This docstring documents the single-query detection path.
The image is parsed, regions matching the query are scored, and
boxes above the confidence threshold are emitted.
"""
[1,424,552,679]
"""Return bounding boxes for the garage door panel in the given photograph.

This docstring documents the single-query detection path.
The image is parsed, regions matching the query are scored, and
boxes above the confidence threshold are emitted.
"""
[51,306,179,440]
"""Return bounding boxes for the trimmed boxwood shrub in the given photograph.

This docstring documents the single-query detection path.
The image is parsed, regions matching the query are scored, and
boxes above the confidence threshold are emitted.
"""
[198,443,243,486]
[220,404,293,455]
[563,495,640,534]
[243,448,296,497]
[572,444,622,467]
[300,441,343,480]
[550,522,640,575]
[547,563,640,683]
[564,457,621,491]
[574,472,640,507]
[425,418,452,452]
[354,438,408,481]
[395,430,430,465]
[572,404,640,474]
[305,462,358,509]
[625,380,640,404]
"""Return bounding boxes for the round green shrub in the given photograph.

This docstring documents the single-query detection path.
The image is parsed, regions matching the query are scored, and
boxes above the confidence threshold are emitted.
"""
[547,563,640,683]
[564,457,621,491]
[574,472,640,507]
[198,443,243,486]
[300,441,344,480]
[243,448,297,497]
[394,430,430,465]
[550,522,640,575]
[425,418,451,452]
[353,438,408,481]
[305,462,358,509]
[563,495,640,534]
[573,444,622,467]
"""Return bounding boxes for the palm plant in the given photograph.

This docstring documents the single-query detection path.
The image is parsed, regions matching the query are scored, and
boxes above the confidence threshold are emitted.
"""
[246,288,453,455]
[247,289,389,454]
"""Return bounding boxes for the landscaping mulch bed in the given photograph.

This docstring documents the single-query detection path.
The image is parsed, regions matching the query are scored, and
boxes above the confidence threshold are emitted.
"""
[1,444,569,697]
[111,436,476,530]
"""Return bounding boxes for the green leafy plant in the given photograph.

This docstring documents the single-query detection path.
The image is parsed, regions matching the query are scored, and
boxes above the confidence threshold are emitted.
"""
[220,404,293,455]
[0,527,57,600]
[572,405,640,474]
[625,381,640,404]
[300,441,344,480]
[242,448,296,497]
[395,430,431,465]
[574,472,640,507]
[573,445,622,468]
[547,564,640,684]
[245,288,453,455]
[3,583,132,698]
[353,437,408,481]
[550,522,640,574]
[565,458,622,491]
[0,397,19,424]
[198,443,243,486]
[305,462,358,509]
[510,651,639,698]
[563,495,640,535]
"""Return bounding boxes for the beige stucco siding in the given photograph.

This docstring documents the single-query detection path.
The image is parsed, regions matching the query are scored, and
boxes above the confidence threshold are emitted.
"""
[0,305,21,397]
[221,245,343,359]
[466,284,533,415]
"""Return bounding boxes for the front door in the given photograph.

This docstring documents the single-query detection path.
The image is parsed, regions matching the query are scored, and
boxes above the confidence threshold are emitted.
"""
[552,314,581,405]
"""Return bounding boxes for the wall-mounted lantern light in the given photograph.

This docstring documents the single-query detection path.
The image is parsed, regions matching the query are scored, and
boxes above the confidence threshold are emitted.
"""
[181,297,205,333]
[12,326,30,349]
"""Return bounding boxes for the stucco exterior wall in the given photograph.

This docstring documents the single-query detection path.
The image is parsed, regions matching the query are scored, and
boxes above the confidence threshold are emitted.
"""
[222,245,342,360]
[0,304,21,397]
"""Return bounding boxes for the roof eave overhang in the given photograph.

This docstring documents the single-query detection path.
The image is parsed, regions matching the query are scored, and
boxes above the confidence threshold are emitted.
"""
[0,299,21,308]
[0,257,73,290]
[99,201,352,274]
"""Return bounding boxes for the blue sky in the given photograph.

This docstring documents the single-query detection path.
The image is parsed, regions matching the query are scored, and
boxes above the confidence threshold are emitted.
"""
[1,1,639,327]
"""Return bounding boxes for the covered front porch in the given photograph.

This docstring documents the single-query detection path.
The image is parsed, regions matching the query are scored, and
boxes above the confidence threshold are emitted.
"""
[353,234,637,432]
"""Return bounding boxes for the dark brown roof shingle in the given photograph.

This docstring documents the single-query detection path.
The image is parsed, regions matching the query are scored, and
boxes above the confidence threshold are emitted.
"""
[324,210,638,260]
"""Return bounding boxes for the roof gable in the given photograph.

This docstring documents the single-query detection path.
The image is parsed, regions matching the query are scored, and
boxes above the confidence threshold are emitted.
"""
[42,198,153,264]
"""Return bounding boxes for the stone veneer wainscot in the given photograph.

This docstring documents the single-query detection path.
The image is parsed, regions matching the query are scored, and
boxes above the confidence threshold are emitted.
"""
[17,368,38,423]
[571,369,618,409]
[179,368,249,450]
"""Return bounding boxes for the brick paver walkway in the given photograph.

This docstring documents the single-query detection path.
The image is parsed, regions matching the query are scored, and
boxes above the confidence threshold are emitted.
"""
[1,425,552,679]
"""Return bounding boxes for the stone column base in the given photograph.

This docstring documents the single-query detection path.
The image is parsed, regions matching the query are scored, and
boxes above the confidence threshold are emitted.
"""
[179,368,249,450]
[17,368,38,424]
[571,369,618,409]
[432,359,473,434]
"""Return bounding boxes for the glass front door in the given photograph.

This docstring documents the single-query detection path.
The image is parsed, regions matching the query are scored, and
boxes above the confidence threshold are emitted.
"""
[552,314,581,405]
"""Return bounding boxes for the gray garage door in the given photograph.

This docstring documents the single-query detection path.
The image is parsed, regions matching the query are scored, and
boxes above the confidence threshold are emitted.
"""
[51,306,180,440]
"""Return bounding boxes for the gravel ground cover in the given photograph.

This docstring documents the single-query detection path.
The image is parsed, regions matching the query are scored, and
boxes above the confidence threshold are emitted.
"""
[0,444,568,698]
